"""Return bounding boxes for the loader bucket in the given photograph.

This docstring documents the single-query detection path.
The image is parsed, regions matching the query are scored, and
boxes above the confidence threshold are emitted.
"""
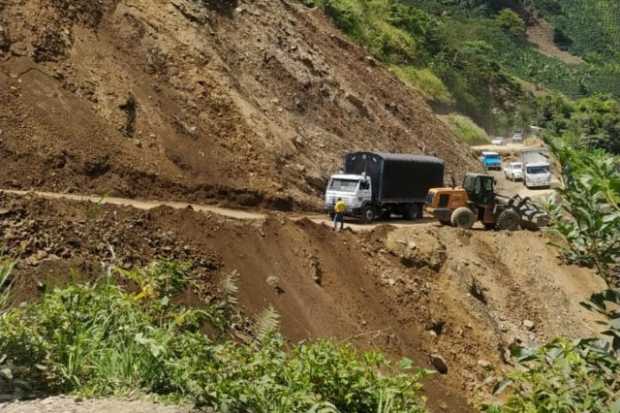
[508,195,550,229]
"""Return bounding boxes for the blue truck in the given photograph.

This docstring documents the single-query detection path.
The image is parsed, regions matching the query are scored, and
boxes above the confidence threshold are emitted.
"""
[480,151,502,170]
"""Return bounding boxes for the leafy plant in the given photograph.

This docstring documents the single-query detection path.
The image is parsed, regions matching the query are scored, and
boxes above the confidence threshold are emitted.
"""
[546,143,620,284]
[582,289,620,354]
[496,9,526,39]
[484,338,620,413]
[441,114,490,145]
[0,262,429,412]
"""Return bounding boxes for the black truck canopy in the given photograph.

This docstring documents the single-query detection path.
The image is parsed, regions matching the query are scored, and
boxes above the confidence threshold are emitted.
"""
[344,152,444,203]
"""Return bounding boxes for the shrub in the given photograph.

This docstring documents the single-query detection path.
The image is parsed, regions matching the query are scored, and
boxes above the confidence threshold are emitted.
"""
[0,263,429,412]
[546,143,620,285]
[442,114,490,145]
[484,338,620,413]
[496,9,526,40]
[391,66,454,105]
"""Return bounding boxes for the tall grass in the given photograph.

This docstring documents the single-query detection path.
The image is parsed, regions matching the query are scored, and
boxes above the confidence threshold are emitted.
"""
[441,114,490,145]
[391,66,454,105]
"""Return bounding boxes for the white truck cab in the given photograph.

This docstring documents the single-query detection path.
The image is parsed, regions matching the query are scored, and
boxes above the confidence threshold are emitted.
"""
[523,162,551,188]
[324,174,371,215]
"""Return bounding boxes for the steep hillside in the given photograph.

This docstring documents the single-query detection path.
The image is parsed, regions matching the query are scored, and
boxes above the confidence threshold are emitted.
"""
[0,193,606,412]
[0,0,477,209]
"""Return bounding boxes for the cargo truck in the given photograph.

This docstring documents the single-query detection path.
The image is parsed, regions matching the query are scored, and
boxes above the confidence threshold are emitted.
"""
[521,149,552,188]
[324,152,444,223]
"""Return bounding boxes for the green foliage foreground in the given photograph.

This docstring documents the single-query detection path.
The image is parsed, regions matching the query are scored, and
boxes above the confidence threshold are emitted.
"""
[484,338,620,413]
[0,262,427,413]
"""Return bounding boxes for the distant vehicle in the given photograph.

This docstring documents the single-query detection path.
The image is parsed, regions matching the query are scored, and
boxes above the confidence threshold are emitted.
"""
[521,149,552,188]
[480,151,502,170]
[426,173,549,230]
[491,137,504,145]
[324,152,445,223]
[504,162,523,181]
[512,132,524,142]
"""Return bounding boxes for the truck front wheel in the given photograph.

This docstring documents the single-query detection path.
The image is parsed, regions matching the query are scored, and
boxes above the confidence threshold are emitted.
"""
[361,206,376,224]
[451,207,475,229]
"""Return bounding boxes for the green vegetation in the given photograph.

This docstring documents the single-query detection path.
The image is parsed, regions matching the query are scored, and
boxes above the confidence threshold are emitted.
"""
[484,339,620,413]
[304,0,620,138]
[486,103,620,412]
[0,261,428,412]
[391,66,453,105]
[441,114,490,145]
[496,9,526,39]
[546,144,619,282]
[532,0,620,62]
[534,94,620,154]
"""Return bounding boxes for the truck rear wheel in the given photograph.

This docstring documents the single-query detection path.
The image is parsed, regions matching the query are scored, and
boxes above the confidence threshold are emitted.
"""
[404,204,421,220]
[451,207,475,229]
[361,206,376,224]
[496,209,521,231]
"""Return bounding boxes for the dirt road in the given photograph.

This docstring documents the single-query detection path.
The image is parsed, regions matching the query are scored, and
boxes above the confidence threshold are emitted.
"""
[0,189,438,232]
[0,397,192,413]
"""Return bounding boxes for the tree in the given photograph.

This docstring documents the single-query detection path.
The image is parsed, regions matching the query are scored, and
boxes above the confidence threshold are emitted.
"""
[496,9,527,39]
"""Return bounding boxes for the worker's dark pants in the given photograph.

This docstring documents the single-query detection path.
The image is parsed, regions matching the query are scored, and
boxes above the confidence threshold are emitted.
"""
[333,213,344,230]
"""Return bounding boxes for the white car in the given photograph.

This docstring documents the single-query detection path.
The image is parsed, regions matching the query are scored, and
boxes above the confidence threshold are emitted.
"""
[504,162,523,181]
[491,137,504,145]
[512,132,524,142]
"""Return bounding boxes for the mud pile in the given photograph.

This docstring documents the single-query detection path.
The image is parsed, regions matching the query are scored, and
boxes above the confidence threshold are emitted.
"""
[0,194,604,412]
[0,0,478,209]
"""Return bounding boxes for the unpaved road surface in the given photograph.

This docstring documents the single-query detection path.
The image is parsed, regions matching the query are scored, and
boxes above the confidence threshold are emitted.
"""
[0,189,435,232]
[0,397,193,413]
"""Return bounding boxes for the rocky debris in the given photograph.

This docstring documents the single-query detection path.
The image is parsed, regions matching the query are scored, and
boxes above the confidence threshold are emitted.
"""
[385,228,447,270]
[310,255,322,285]
[32,28,72,63]
[266,275,284,294]
[0,196,221,275]
[0,24,9,53]
[522,319,535,330]
[477,359,492,369]
[0,0,478,211]
[430,353,449,374]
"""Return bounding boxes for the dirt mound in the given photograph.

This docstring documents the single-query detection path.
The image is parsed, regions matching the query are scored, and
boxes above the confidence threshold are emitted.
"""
[0,193,605,411]
[0,0,477,210]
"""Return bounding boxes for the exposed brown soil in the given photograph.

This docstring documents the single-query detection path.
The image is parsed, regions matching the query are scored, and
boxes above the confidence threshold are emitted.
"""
[0,193,604,412]
[0,397,193,413]
[0,0,478,211]
[527,19,584,65]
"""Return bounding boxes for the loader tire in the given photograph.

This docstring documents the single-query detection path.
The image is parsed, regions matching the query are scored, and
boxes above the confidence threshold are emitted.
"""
[451,207,475,229]
[496,209,521,231]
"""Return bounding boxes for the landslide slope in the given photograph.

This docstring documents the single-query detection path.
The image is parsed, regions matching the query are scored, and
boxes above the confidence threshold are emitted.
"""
[0,0,477,209]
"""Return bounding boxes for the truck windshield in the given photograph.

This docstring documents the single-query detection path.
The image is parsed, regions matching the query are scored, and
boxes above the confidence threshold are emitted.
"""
[329,179,359,192]
[486,155,500,161]
[527,166,549,174]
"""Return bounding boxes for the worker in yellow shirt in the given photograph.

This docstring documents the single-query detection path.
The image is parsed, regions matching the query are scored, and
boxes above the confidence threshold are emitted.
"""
[333,198,346,231]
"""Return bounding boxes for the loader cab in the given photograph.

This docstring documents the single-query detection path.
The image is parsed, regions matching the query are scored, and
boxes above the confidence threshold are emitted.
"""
[463,173,495,206]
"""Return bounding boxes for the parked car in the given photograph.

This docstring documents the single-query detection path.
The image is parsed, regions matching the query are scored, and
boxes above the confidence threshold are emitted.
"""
[512,132,524,142]
[504,162,523,181]
[479,151,502,170]
[491,137,504,145]
[521,149,552,188]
